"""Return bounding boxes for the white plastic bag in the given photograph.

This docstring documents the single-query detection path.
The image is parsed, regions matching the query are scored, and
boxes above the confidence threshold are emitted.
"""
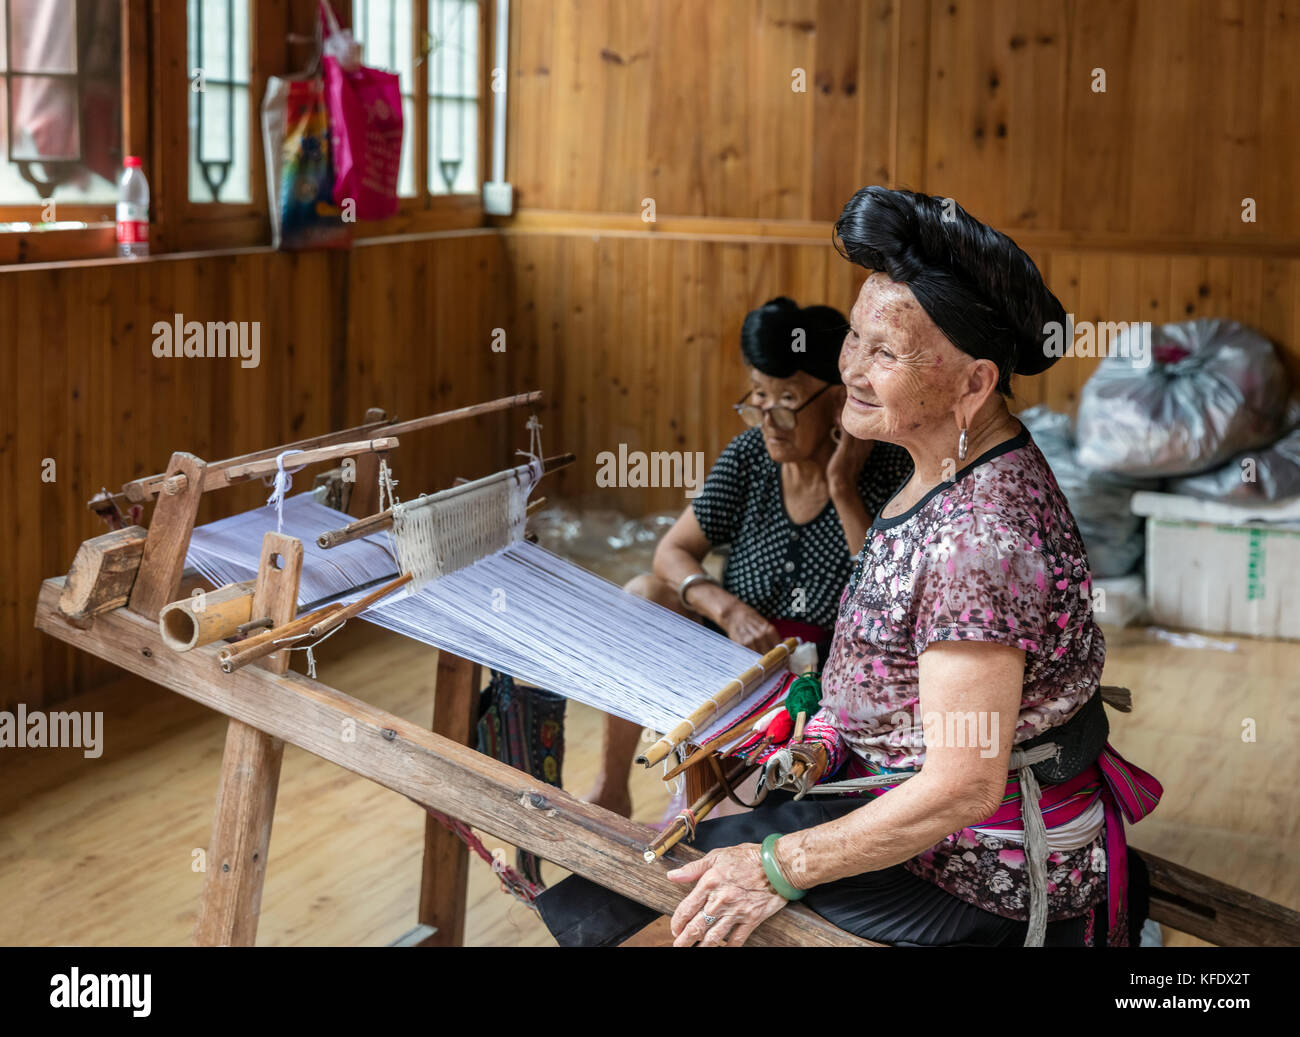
[1169,399,1300,502]
[1076,318,1289,477]
[1020,405,1159,578]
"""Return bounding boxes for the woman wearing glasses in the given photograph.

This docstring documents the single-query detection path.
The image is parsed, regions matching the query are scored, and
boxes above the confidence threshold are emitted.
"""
[587,296,913,818]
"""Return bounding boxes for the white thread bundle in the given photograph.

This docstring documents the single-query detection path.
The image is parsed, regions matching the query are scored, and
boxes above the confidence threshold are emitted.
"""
[390,462,535,588]
[265,449,307,532]
[186,492,786,742]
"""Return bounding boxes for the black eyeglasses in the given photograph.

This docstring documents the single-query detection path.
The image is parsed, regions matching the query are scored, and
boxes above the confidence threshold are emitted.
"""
[733,384,832,431]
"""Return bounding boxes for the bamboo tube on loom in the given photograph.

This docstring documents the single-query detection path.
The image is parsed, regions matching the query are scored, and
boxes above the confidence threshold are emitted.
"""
[637,637,798,769]
[316,453,576,549]
[98,391,543,512]
[219,573,413,674]
[158,581,256,652]
[378,391,542,437]
[220,437,399,482]
[148,437,401,498]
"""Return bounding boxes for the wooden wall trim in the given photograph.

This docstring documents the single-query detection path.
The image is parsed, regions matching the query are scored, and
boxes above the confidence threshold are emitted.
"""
[0,229,501,276]
[495,214,838,248]
[498,209,1300,259]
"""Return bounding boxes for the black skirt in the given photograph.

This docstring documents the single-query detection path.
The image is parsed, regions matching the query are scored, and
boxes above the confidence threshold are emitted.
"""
[535,791,1149,947]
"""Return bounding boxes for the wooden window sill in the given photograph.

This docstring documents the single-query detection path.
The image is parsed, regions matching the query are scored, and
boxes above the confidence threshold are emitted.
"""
[0,226,499,274]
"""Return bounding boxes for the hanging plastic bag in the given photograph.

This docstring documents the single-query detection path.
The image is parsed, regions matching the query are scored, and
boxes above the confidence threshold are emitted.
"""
[261,18,349,251]
[320,0,403,221]
[1075,318,1289,478]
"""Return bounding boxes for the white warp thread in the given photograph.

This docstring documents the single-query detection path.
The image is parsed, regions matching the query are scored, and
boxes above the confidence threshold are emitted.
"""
[186,492,786,741]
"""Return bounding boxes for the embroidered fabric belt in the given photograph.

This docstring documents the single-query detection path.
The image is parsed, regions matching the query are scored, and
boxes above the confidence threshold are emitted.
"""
[805,691,1162,946]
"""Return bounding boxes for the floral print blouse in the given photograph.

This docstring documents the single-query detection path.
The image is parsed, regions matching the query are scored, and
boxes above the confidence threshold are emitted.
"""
[804,423,1110,923]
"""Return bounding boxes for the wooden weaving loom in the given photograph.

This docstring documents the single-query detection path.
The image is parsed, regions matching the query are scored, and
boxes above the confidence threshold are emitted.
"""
[36,391,862,947]
[33,390,1300,947]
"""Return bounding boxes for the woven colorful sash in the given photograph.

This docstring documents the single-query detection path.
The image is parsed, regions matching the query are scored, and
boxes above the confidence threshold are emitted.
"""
[836,742,1163,946]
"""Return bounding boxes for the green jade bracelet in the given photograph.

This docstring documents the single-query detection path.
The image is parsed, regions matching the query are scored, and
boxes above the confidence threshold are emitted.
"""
[760,833,806,901]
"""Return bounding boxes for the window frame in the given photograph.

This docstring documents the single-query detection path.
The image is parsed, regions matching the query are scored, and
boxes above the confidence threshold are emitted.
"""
[0,0,492,264]
[0,0,148,263]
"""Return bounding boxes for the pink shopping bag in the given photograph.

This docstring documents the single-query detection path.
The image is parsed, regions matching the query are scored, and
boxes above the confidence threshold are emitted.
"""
[320,1,404,220]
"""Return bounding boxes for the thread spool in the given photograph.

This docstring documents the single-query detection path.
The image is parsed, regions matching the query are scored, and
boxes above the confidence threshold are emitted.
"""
[158,581,255,652]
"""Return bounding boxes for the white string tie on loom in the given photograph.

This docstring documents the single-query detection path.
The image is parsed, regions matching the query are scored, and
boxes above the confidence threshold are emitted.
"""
[265,449,307,532]
[519,413,543,469]
[378,457,400,512]
[281,619,347,680]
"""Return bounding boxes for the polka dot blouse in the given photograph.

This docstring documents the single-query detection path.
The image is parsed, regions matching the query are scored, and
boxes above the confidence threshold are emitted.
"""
[691,427,913,631]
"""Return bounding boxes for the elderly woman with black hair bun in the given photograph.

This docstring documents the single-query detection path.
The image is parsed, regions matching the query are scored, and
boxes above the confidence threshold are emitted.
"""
[541,187,1164,948]
[587,297,913,819]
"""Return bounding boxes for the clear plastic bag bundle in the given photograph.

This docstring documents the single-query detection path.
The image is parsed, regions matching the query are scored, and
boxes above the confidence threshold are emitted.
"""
[1169,399,1300,502]
[1019,406,1159,578]
[1075,318,1289,478]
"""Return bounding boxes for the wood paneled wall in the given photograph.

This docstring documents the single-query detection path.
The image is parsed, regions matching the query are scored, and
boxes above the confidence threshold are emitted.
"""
[0,231,521,708]
[9,0,1300,707]
[507,0,1300,246]
[496,0,1300,510]
[504,230,1300,513]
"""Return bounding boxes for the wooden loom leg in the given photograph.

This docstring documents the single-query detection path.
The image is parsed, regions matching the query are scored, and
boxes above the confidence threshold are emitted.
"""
[194,534,302,946]
[415,651,481,946]
[194,723,285,946]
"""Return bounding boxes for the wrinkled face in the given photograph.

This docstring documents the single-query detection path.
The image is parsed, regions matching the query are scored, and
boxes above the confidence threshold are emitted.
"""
[838,273,971,446]
[744,368,843,464]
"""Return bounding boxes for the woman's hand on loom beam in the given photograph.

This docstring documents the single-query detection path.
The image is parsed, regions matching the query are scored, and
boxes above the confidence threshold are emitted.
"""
[666,845,787,947]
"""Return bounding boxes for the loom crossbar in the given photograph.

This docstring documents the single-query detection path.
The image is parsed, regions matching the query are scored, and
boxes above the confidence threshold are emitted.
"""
[90,391,543,515]
[316,453,575,549]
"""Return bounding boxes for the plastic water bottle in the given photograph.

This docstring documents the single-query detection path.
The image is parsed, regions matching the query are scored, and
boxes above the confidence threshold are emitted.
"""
[116,156,150,258]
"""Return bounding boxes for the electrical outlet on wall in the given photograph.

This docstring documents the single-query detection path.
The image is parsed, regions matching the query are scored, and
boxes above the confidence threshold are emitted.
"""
[484,182,514,216]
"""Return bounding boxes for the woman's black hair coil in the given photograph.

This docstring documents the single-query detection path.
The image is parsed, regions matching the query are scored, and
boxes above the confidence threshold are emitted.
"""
[740,296,847,385]
[833,186,1068,392]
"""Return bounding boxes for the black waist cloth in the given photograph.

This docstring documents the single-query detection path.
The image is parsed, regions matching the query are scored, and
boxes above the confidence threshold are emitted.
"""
[535,791,1148,947]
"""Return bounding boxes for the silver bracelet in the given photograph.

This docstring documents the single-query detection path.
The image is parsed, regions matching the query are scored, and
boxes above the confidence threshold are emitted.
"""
[678,572,718,610]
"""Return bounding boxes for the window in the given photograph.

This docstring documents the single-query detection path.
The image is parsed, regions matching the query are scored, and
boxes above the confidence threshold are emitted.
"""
[351,0,484,216]
[0,0,122,220]
[427,0,478,196]
[0,0,489,261]
[187,0,252,204]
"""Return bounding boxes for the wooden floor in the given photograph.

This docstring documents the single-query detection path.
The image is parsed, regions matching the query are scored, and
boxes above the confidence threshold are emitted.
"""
[1,618,1296,947]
